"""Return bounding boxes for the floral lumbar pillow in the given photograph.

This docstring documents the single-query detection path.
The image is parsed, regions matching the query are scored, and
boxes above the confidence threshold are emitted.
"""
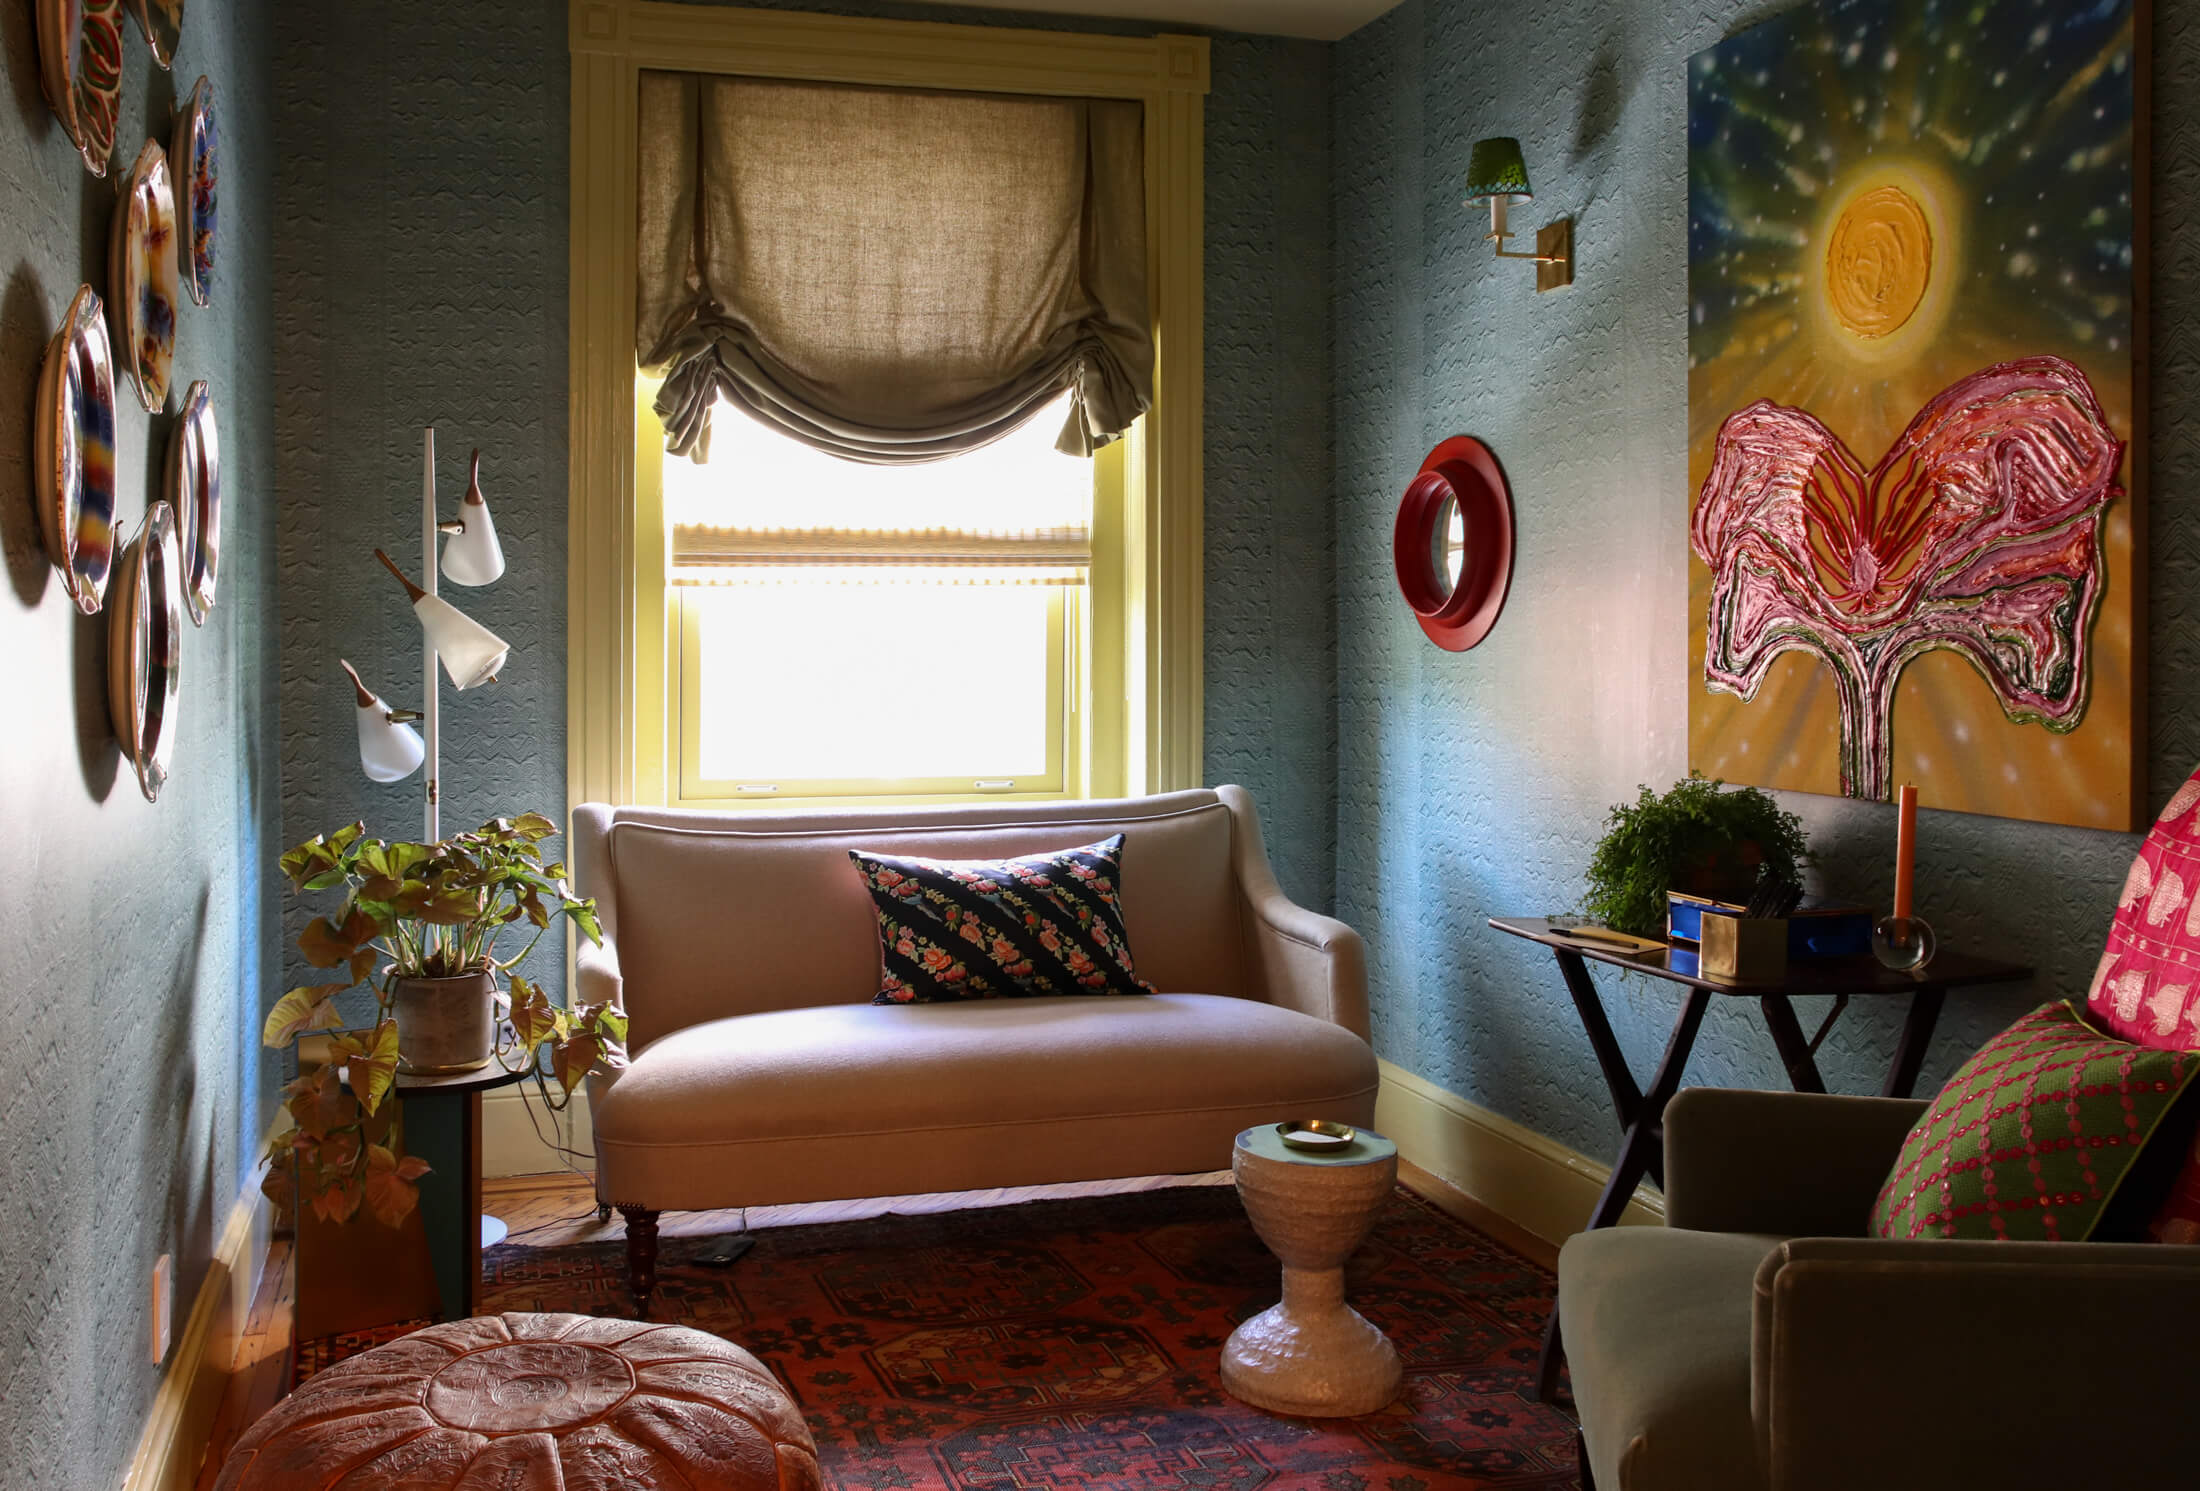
[850,834,1156,1004]
[1871,1001,2198,1242]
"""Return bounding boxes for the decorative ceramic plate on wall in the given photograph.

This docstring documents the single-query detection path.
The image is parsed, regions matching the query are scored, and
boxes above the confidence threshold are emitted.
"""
[36,0,125,176]
[168,381,220,624]
[169,77,217,307]
[109,140,180,413]
[109,500,184,803]
[35,285,119,615]
[125,0,182,69]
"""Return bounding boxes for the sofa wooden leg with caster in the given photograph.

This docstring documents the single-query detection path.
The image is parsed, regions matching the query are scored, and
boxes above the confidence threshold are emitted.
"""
[618,1205,660,1318]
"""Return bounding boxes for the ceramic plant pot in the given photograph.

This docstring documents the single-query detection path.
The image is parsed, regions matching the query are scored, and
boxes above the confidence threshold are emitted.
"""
[393,969,497,1075]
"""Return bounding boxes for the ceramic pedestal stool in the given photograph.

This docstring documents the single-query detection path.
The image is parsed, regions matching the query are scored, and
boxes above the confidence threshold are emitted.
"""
[1221,1123,1403,1417]
[214,1312,818,1490]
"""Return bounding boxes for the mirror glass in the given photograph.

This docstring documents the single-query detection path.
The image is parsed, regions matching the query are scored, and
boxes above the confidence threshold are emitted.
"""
[1426,490,1466,599]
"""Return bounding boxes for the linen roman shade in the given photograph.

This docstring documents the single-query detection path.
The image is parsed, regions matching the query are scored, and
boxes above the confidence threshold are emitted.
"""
[636,71,1153,466]
[663,390,1095,586]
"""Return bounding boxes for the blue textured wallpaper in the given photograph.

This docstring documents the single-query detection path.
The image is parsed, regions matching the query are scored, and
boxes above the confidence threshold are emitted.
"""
[0,5,276,1487]
[1205,35,1337,908]
[273,3,570,1010]
[273,0,1340,1022]
[1331,0,2199,1160]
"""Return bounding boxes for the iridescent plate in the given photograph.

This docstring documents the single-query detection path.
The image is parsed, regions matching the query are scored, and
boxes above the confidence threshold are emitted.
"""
[168,381,220,624]
[36,0,125,176]
[108,501,184,803]
[125,0,182,69]
[168,76,216,307]
[34,285,119,615]
[109,140,180,413]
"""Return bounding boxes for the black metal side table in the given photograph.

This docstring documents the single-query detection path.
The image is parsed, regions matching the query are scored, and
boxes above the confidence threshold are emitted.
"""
[1488,916,2031,1401]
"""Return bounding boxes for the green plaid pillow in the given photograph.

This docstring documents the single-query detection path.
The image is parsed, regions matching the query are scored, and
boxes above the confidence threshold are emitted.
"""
[1872,1001,2199,1241]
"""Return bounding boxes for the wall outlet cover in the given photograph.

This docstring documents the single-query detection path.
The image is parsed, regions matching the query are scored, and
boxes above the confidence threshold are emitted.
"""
[151,1253,173,1364]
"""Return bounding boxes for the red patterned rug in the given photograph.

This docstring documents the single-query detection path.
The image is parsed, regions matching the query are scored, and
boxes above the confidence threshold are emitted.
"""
[296,1185,1582,1489]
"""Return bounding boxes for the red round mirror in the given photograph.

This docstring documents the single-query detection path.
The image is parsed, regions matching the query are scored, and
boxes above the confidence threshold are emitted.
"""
[1393,436,1514,651]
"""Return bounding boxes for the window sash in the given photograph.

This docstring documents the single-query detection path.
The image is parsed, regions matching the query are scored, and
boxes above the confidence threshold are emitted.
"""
[672,583,1078,803]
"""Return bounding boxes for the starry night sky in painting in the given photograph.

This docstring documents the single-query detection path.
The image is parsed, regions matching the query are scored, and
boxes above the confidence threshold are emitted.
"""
[1688,0,2135,392]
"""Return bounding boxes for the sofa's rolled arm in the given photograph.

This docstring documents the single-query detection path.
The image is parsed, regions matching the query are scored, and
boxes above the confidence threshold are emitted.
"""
[575,933,624,1014]
[1664,1088,1926,1236]
[1754,1236,2200,1489]
[1216,785,1370,1039]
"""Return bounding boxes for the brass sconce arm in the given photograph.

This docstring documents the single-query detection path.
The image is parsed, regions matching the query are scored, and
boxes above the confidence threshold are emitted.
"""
[1479,190,1574,292]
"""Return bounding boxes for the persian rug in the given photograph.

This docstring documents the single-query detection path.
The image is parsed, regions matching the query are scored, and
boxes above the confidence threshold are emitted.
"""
[295,1185,1582,1490]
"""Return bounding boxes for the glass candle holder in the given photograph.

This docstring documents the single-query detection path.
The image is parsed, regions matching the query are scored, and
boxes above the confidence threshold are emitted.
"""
[1872,913,1936,972]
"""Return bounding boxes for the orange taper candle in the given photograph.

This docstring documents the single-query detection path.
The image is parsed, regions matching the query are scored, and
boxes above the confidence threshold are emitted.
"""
[1893,783,1917,921]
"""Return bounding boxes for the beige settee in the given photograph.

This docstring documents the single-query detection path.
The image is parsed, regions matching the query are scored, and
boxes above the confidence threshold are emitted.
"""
[571,786,1378,1315]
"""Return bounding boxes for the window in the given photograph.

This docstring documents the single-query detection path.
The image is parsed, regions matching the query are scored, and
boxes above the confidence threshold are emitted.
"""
[652,392,1122,803]
[567,4,1208,814]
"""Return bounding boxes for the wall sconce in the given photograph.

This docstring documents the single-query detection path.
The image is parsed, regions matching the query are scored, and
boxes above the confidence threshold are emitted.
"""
[1463,137,1573,293]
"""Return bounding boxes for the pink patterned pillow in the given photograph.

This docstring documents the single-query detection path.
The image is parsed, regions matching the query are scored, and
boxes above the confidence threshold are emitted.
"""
[2087,767,2200,1049]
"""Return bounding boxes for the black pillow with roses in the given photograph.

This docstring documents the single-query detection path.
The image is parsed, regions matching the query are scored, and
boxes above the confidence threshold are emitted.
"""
[848,834,1155,1004]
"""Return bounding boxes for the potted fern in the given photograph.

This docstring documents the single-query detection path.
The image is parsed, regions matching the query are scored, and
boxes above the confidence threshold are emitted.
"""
[263,813,629,1225]
[1582,776,1810,940]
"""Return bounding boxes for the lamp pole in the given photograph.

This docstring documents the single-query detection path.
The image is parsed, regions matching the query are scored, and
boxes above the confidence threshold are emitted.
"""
[422,427,441,841]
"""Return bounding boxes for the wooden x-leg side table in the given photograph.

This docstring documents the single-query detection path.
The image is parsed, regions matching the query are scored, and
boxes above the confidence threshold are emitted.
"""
[1487,916,2031,1402]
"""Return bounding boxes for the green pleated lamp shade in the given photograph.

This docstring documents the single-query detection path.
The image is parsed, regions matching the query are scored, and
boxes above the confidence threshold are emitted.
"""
[1463,136,1533,203]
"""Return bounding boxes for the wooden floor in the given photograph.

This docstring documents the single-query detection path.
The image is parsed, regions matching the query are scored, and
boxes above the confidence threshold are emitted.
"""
[192,1162,1555,1486]
[192,1237,295,1491]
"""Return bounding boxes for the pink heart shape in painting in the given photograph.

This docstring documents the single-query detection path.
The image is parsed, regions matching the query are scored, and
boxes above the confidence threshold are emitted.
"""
[1691,356,2124,800]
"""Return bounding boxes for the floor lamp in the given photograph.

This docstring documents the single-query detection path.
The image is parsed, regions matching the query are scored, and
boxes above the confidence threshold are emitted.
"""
[339,427,513,1246]
[342,429,509,835]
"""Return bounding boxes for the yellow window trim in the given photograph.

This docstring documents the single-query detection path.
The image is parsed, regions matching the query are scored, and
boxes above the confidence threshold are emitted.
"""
[566,0,1209,817]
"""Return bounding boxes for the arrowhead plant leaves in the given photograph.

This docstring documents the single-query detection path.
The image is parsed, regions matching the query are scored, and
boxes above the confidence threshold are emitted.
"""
[262,813,622,1227]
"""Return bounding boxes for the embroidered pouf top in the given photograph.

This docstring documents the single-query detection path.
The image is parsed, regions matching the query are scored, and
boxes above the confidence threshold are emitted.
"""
[213,1312,819,1490]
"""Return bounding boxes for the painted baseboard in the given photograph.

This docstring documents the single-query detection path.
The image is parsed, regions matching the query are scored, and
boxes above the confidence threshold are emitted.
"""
[482,1062,1664,1242]
[1375,1059,1662,1246]
[120,1151,274,1491]
[483,1085,594,1180]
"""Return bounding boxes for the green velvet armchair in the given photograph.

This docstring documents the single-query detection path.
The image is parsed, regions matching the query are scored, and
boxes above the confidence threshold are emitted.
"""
[1558,1086,2200,1490]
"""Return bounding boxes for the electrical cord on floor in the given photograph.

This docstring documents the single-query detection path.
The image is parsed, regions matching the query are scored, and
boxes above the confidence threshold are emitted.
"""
[493,1079,753,1250]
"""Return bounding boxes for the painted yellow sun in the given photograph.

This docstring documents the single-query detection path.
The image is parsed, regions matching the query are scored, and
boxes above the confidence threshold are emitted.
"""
[1807,159,1962,369]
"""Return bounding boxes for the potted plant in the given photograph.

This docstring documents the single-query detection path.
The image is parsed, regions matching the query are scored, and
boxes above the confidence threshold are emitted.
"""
[262,813,629,1225]
[1582,775,1810,940]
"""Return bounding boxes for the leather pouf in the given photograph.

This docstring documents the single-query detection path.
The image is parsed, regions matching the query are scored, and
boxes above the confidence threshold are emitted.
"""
[214,1313,819,1490]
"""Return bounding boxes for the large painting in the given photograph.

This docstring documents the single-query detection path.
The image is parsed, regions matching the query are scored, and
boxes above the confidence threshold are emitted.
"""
[1687,0,2144,829]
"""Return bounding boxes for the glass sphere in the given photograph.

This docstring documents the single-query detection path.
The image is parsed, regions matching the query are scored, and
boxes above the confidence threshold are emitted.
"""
[1872,914,1937,971]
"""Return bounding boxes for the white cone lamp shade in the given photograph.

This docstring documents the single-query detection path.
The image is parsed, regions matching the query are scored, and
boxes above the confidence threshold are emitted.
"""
[439,450,505,587]
[341,659,425,783]
[415,593,510,690]
[375,548,511,691]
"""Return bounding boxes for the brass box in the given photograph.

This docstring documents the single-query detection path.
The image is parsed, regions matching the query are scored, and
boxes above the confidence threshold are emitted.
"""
[1700,914,1788,983]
